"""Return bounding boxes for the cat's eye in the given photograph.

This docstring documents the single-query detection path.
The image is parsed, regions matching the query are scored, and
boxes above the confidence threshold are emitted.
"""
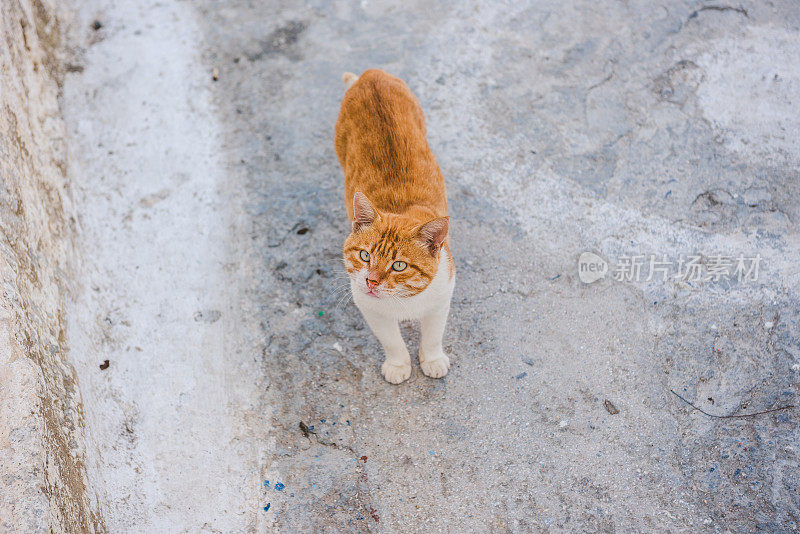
[392,261,407,272]
[359,250,370,262]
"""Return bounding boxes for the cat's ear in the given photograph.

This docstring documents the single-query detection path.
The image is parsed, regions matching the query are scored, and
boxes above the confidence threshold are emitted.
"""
[417,217,449,255]
[352,192,379,232]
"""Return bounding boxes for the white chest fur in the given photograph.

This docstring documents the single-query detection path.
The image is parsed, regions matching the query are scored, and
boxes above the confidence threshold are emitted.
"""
[348,248,455,383]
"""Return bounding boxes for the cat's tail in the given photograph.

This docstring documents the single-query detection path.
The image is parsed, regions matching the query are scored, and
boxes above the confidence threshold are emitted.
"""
[342,72,359,89]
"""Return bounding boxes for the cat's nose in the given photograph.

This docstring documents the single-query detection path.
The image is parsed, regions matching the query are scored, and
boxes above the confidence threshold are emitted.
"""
[366,276,379,289]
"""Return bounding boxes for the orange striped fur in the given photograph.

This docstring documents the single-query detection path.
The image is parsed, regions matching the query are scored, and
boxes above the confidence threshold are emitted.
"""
[334,69,456,384]
[335,69,454,295]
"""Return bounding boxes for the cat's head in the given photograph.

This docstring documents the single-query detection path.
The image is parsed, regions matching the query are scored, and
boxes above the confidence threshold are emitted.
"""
[343,192,448,299]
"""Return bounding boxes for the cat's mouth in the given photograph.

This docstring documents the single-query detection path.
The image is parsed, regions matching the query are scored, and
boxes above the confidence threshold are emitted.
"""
[364,288,380,298]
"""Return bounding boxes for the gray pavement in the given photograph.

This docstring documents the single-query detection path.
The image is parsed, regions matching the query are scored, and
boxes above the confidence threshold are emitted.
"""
[63,0,799,532]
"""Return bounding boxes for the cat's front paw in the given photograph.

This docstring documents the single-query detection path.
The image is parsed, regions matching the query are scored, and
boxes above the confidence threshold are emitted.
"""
[420,351,450,379]
[381,360,411,384]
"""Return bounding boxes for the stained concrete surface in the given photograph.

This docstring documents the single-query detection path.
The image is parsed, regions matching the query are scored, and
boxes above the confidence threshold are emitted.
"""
[62,1,268,531]
[0,0,100,531]
[61,0,798,532]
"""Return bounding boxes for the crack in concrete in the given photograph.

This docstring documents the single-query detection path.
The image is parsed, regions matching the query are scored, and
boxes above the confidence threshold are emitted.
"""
[687,5,749,22]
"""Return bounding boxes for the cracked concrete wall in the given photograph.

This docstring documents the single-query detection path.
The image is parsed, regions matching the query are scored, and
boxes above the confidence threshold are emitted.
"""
[0,0,100,532]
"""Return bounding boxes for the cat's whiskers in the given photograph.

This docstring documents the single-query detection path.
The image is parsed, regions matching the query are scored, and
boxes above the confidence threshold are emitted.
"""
[325,282,351,303]
[322,264,356,315]
[324,264,353,295]
[334,293,352,313]
[334,291,352,311]
[330,281,354,312]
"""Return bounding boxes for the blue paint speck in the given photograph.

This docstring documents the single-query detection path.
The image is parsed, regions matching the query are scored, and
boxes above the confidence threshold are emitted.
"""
[263,503,271,512]
[665,190,672,198]
[274,482,285,491]
[515,372,527,379]
[429,451,435,455]
[263,480,269,488]
[551,274,561,281]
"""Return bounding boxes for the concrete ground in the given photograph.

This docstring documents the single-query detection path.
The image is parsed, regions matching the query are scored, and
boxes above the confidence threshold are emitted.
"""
[61,0,799,532]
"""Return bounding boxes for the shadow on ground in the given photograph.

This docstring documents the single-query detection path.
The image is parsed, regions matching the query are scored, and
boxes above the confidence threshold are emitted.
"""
[195,1,799,531]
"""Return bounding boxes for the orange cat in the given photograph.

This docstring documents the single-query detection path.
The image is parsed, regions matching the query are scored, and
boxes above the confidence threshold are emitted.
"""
[335,69,455,384]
